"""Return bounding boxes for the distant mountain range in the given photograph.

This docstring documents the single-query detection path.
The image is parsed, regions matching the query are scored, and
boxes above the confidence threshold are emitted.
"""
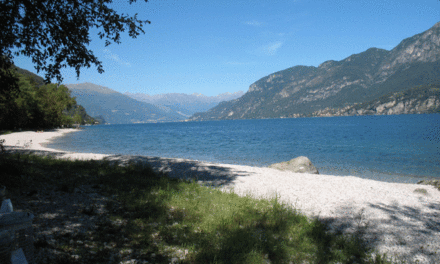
[124,91,244,117]
[66,83,244,124]
[190,22,440,121]
[66,83,184,124]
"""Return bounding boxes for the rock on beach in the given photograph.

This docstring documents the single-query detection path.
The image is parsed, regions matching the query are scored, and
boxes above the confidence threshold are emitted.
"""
[268,156,319,174]
[418,179,440,191]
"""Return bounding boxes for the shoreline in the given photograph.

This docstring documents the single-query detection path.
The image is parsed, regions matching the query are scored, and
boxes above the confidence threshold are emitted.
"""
[0,128,437,186]
[2,128,440,262]
[0,128,438,188]
[20,127,439,184]
[1,128,110,160]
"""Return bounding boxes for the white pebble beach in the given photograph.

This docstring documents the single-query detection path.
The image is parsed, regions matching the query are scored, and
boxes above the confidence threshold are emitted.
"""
[1,128,439,263]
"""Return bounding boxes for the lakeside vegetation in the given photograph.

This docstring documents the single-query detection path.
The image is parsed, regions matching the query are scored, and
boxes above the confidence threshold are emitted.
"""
[0,152,392,263]
[0,66,99,130]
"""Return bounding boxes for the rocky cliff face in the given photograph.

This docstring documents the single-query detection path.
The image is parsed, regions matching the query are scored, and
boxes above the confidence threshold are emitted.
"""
[312,84,440,117]
[190,22,440,121]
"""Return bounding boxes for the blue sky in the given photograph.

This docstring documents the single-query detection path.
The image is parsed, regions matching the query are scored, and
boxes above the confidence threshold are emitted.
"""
[14,0,440,96]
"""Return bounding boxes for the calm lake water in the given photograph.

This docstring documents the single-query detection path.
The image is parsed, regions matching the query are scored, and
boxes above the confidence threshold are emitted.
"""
[46,114,440,183]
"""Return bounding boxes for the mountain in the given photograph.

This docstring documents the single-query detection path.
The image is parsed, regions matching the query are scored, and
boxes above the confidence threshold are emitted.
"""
[66,83,186,124]
[124,91,245,117]
[313,84,440,116]
[190,22,440,121]
[63,105,102,125]
[13,66,46,87]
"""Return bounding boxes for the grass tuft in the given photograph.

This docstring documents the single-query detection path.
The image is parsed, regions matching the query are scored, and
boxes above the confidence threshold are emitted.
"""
[413,188,428,195]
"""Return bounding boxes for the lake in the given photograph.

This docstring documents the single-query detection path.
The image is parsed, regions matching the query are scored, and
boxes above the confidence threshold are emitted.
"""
[46,114,440,183]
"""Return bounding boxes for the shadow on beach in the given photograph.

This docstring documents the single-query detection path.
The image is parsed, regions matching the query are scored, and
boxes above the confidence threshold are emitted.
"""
[318,200,440,263]
[3,147,253,188]
[3,148,344,263]
[1,148,177,263]
[3,147,440,263]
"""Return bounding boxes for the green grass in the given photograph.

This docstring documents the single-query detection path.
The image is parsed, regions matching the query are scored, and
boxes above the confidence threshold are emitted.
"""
[413,188,428,195]
[0,152,393,263]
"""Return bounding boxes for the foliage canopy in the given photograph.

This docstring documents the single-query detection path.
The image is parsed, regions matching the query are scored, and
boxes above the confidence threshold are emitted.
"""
[0,0,150,90]
[0,67,98,130]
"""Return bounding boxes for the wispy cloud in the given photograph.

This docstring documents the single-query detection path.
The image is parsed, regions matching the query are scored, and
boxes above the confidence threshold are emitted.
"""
[103,49,131,67]
[257,41,284,56]
[245,20,262,26]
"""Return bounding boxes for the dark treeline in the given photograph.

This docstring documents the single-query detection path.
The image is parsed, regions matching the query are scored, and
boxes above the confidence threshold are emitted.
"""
[0,66,97,130]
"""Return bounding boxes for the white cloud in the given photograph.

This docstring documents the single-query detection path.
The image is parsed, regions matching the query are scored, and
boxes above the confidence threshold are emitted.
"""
[267,42,283,54]
[103,49,131,67]
[257,41,284,56]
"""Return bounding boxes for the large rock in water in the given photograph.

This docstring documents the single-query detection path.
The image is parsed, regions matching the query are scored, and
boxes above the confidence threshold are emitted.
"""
[268,156,319,174]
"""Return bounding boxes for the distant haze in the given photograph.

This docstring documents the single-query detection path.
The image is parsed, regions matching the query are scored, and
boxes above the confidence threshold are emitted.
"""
[66,82,244,124]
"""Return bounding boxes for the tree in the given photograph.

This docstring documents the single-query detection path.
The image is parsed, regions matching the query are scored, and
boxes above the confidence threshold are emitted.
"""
[0,0,150,90]
[0,69,78,130]
[73,113,83,128]
[35,84,77,128]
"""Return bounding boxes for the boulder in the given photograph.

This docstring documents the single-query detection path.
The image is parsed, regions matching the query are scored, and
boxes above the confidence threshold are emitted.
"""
[417,180,440,191]
[268,156,319,174]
